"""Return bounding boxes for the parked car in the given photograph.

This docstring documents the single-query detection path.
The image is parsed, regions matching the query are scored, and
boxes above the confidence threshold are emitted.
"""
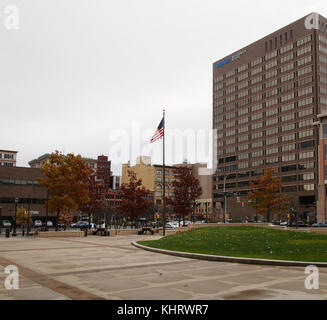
[312,221,327,228]
[57,223,66,230]
[71,221,90,229]
[34,220,43,227]
[165,223,175,229]
[280,221,288,226]
[290,221,308,228]
[1,220,11,228]
[46,221,53,227]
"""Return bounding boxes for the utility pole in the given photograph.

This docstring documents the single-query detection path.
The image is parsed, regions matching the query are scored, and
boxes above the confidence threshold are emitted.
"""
[223,174,231,224]
[13,197,18,236]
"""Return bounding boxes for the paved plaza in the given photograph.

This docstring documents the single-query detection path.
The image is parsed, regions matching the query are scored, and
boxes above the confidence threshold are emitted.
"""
[0,234,326,300]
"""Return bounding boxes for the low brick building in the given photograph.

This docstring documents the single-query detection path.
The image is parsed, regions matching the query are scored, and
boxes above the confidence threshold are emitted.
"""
[0,166,48,222]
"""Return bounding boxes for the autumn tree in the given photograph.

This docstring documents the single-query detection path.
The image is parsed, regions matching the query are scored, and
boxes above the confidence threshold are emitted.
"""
[247,167,291,222]
[38,151,91,230]
[16,207,32,234]
[166,166,202,226]
[118,170,150,225]
[59,208,73,228]
[79,173,107,227]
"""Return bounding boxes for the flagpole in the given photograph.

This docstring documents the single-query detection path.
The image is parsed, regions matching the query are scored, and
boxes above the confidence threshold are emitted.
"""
[162,109,166,236]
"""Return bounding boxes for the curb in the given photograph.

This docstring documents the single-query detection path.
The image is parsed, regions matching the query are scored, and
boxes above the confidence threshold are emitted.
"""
[131,241,327,268]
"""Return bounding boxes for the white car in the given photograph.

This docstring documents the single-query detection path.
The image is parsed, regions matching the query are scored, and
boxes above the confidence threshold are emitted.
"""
[34,220,43,227]
[46,221,53,227]
[165,222,177,229]
[2,220,11,228]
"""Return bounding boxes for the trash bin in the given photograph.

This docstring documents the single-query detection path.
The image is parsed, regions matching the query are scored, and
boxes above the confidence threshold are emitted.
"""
[5,228,10,238]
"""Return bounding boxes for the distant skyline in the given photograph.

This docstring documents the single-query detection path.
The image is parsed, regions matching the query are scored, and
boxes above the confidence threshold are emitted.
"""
[1,0,326,175]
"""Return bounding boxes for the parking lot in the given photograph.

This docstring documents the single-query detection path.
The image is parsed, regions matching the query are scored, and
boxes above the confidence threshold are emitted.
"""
[0,234,327,300]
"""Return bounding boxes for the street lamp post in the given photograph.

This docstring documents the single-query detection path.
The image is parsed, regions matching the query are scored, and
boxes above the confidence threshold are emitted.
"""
[205,202,208,223]
[223,174,231,224]
[45,190,49,232]
[0,205,2,235]
[27,195,31,235]
[13,197,18,236]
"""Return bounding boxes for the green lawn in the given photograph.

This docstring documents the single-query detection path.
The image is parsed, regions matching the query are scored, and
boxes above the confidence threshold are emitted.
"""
[138,226,327,262]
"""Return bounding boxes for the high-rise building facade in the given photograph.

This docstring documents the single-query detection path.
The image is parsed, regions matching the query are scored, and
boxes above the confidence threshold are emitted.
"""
[213,13,327,223]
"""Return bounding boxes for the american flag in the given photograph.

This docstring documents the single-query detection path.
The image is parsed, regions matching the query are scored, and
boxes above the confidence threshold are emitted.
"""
[150,118,164,143]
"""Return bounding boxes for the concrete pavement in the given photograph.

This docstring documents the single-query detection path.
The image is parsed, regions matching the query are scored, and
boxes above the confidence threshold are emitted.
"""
[0,234,326,300]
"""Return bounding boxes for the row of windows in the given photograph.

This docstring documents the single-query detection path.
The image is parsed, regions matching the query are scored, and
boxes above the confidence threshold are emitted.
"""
[0,179,39,185]
[218,137,315,156]
[216,183,315,192]
[214,74,313,106]
[214,75,313,98]
[156,170,175,176]
[214,35,314,84]
[214,95,313,118]
[216,37,312,82]
[214,57,312,91]
[0,153,14,159]
[214,162,315,180]
[217,121,315,139]
[219,152,315,170]
[220,144,314,162]
[0,162,14,167]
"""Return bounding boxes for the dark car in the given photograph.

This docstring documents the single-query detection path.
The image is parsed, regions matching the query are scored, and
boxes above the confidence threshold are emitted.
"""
[291,221,308,228]
[71,221,90,230]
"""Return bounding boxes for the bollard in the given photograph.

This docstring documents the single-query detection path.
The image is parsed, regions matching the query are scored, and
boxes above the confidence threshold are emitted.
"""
[6,228,10,238]
[84,228,87,237]
[22,230,25,237]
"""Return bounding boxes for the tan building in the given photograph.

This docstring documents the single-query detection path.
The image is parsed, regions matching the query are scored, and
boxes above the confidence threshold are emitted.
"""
[122,157,213,221]
[0,150,18,167]
[122,156,177,208]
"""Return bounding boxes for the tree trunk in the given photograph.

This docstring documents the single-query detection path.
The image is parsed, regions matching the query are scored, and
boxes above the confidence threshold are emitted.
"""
[56,210,60,231]
[267,210,271,223]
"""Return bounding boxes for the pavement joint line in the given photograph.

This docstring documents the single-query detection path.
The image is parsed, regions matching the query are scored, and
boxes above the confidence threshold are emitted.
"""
[132,241,327,268]
[0,243,137,253]
[59,268,305,296]
[46,259,189,277]
[0,256,105,300]
[45,237,138,251]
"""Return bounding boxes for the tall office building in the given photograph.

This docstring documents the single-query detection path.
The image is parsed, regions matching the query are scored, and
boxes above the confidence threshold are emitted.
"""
[212,13,327,223]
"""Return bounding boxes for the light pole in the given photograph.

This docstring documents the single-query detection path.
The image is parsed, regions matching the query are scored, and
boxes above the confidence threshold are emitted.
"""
[0,204,2,235]
[13,197,18,236]
[223,174,232,224]
[45,190,49,231]
[27,195,31,235]
[205,202,208,223]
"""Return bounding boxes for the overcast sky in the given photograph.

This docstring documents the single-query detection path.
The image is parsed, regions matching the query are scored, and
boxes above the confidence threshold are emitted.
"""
[1,0,326,174]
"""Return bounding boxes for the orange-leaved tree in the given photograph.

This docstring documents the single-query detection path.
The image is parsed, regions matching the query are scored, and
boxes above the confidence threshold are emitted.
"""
[166,166,202,225]
[118,170,150,225]
[16,207,32,233]
[247,167,291,222]
[79,173,107,226]
[38,151,91,230]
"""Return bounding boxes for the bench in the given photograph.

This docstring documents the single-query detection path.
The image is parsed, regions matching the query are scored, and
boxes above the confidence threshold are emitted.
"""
[138,227,154,235]
[92,228,110,236]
